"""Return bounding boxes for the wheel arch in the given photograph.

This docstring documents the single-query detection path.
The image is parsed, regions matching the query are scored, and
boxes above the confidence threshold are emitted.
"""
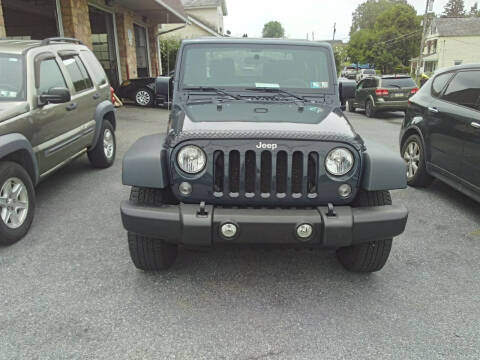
[400,126,425,150]
[91,100,116,148]
[0,134,39,185]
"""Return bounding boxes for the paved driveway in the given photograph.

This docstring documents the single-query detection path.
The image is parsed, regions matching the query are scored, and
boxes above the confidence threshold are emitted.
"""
[1,106,479,360]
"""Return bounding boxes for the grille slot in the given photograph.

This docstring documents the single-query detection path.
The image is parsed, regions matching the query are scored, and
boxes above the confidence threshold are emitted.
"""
[212,149,322,199]
[229,151,240,193]
[213,151,224,193]
[245,151,256,194]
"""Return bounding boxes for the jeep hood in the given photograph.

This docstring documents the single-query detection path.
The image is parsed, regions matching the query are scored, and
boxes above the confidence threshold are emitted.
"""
[173,102,362,146]
[0,101,29,122]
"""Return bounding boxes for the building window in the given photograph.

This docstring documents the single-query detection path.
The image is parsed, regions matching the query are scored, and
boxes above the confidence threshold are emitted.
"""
[454,60,463,66]
[432,40,437,54]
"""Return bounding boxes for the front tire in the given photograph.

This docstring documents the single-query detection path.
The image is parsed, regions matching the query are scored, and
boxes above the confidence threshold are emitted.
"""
[336,190,393,273]
[87,120,116,169]
[401,134,433,187]
[134,88,154,107]
[127,187,178,271]
[0,161,35,246]
[348,100,356,112]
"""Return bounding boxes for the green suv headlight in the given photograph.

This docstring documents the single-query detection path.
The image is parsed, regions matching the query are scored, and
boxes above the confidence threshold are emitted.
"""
[325,148,354,176]
[177,145,207,174]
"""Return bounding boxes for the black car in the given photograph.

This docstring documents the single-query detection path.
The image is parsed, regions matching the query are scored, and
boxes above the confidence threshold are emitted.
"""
[400,64,480,202]
[116,74,174,107]
[120,38,409,273]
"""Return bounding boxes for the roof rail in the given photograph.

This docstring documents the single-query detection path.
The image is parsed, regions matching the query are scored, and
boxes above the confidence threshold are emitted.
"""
[41,37,84,46]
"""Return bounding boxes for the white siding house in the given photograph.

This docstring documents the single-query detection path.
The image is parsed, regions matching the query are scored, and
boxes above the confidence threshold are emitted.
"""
[410,17,480,75]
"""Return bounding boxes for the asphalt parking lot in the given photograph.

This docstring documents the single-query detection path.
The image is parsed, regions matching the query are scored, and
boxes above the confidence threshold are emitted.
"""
[1,106,479,360]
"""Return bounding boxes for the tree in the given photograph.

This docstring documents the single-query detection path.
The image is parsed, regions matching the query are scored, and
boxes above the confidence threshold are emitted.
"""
[350,0,407,35]
[159,38,181,74]
[470,2,480,16]
[442,0,466,17]
[262,21,285,38]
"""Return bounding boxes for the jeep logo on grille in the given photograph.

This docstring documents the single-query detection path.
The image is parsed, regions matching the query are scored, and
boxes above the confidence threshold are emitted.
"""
[256,141,278,150]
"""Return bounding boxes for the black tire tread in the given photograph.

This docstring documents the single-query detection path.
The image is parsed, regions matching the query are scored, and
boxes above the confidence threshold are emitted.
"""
[336,190,393,273]
[127,187,178,271]
[87,120,115,169]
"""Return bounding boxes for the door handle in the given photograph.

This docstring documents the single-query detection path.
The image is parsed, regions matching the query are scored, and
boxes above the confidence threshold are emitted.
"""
[66,103,77,111]
[93,93,100,100]
[471,122,480,129]
[428,107,439,113]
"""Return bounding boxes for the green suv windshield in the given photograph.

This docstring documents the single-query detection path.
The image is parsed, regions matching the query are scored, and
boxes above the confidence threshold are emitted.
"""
[180,44,333,94]
[0,54,25,101]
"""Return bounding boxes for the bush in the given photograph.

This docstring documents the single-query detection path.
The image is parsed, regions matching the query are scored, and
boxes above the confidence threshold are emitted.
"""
[159,38,181,75]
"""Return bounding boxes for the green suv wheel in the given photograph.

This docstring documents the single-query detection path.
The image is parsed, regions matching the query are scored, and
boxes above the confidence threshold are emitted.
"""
[365,100,376,118]
[127,187,178,271]
[336,190,393,273]
[0,162,35,246]
[87,120,116,169]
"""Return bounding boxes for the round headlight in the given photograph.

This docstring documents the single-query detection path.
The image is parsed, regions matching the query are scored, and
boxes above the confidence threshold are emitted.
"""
[177,145,206,174]
[325,148,354,176]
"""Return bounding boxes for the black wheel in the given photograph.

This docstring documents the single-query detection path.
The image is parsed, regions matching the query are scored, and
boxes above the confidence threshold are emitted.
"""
[87,120,116,169]
[127,187,178,271]
[348,100,356,112]
[365,100,376,118]
[0,161,35,246]
[134,88,154,107]
[401,134,433,187]
[336,190,393,273]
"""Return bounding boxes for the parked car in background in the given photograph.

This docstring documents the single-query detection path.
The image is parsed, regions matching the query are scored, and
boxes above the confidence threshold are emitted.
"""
[341,66,358,80]
[0,37,117,245]
[356,68,376,82]
[348,75,418,117]
[400,64,480,203]
[117,73,174,107]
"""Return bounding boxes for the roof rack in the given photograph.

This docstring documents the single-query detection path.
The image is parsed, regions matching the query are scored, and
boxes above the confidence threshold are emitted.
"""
[41,37,84,46]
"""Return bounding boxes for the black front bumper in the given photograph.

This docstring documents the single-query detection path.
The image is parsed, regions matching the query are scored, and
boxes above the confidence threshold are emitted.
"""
[120,202,408,247]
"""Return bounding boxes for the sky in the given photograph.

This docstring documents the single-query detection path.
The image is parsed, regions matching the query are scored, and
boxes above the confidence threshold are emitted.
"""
[223,0,478,40]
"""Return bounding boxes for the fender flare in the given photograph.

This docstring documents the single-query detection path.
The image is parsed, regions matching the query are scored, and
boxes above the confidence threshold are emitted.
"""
[361,139,407,191]
[91,100,116,148]
[0,133,39,185]
[122,134,169,189]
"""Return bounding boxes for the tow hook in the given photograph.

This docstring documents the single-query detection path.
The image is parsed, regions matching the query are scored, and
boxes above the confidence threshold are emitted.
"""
[326,203,336,217]
[197,201,208,217]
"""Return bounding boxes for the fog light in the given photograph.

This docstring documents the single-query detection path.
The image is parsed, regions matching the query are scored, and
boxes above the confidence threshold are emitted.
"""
[220,223,238,239]
[338,184,352,198]
[296,223,313,239]
[179,182,192,196]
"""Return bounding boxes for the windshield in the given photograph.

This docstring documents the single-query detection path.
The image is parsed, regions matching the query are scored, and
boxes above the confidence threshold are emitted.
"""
[382,77,416,88]
[180,44,333,93]
[0,54,25,101]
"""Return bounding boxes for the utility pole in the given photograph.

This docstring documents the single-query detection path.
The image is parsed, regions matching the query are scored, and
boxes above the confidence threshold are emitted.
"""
[333,23,336,40]
[312,32,315,41]
[417,0,434,80]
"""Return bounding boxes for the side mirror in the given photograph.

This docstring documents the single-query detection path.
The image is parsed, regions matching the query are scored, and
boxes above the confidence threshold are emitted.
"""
[155,76,173,105]
[339,80,356,110]
[39,87,71,105]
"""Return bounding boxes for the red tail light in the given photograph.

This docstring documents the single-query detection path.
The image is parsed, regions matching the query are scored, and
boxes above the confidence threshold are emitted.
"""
[375,88,389,96]
[110,87,115,104]
[411,88,419,94]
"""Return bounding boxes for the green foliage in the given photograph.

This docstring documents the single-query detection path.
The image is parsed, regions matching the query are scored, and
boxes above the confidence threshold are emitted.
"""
[262,21,285,38]
[159,38,181,74]
[350,0,408,35]
[347,2,421,74]
[443,0,466,17]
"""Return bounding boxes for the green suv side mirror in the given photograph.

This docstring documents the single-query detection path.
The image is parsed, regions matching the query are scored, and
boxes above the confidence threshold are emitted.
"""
[39,87,71,106]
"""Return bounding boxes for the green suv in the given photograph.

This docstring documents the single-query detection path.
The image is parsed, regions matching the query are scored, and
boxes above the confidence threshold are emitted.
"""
[348,75,418,117]
[0,38,117,245]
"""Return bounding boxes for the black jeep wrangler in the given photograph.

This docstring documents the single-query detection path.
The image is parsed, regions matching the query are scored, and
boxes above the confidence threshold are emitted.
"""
[120,39,408,273]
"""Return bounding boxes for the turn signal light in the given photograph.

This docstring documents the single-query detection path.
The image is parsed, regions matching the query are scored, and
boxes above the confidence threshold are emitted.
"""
[375,89,389,96]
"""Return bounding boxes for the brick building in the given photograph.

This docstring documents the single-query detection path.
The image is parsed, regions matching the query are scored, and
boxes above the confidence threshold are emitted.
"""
[0,0,186,88]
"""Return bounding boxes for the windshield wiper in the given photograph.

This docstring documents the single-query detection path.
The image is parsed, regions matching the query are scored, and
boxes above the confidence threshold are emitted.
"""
[183,86,241,100]
[244,87,306,102]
